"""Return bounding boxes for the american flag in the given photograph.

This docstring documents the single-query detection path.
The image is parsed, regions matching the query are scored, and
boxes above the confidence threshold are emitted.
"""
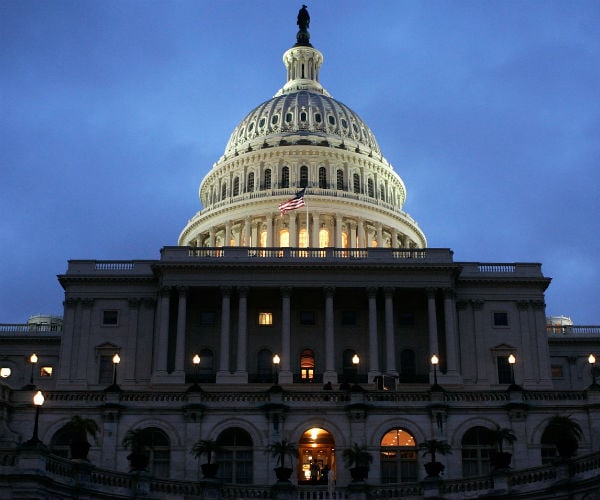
[278,188,306,215]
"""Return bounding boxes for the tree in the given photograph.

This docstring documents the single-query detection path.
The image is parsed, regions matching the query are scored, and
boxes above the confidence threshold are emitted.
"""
[489,426,517,469]
[343,443,373,481]
[418,439,452,478]
[544,415,584,458]
[122,428,153,471]
[192,438,224,479]
[266,439,299,482]
[63,415,100,460]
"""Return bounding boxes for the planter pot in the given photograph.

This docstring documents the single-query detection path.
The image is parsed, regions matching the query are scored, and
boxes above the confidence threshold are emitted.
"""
[556,438,578,458]
[201,463,219,478]
[274,466,293,482]
[349,466,369,481]
[70,440,91,460]
[424,461,445,478]
[127,452,150,471]
[490,451,512,470]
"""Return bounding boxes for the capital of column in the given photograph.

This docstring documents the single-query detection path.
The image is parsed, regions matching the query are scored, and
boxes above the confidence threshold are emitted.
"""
[280,286,292,297]
[366,287,378,298]
[324,286,335,296]
[220,286,232,297]
[238,286,248,297]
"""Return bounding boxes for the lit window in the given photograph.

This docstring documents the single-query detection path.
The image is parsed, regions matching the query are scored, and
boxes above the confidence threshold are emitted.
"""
[40,366,53,377]
[380,429,417,483]
[319,228,329,248]
[258,312,273,326]
[300,349,315,381]
[551,365,564,378]
[493,312,509,327]
[299,228,308,248]
[260,230,267,248]
[280,229,290,247]
[102,310,118,326]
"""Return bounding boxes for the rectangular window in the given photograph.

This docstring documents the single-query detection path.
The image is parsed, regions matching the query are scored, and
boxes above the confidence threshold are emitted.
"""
[493,312,509,327]
[397,313,414,327]
[497,356,512,384]
[341,311,357,326]
[551,365,564,378]
[299,310,315,325]
[40,366,53,377]
[102,310,119,326]
[199,311,217,326]
[98,355,113,384]
[258,312,273,326]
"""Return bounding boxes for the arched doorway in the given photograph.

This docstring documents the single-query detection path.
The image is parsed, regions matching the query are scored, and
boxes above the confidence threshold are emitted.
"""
[298,427,335,484]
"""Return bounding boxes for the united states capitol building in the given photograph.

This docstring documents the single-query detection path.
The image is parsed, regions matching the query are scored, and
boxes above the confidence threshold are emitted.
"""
[1,7,599,500]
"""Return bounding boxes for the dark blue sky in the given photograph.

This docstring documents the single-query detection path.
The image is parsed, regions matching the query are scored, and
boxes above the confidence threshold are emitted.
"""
[1,1,599,324]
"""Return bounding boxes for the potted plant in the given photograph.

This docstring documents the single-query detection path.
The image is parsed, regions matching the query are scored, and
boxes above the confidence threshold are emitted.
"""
[192,438,224,479]
[122,428,153,471]
[489,426,517,470]
[63,415,100,460]
[418,439,452,478]
[544,415,583,459]
[343,443,373,482]
[266,438,298,482]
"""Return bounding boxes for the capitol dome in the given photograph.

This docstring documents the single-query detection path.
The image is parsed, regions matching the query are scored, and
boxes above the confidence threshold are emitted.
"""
[179,8,426,250]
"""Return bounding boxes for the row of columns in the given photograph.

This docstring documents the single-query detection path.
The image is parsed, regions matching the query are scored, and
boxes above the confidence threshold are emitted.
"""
[195,213,415,249]
[152,286,460,385]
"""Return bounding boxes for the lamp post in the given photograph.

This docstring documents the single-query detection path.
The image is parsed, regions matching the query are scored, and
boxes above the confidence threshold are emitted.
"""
[352,353,360,382]
[588,354,598,388]
[272,354,281,385]
[26,390,44,445]
[430,354,439,388]
[193,353,201,382]
[508,353,516,385]
[112,353,121,386]
[29,353,38,386]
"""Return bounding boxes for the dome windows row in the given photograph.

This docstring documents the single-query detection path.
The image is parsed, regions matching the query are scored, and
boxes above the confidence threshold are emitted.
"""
[204,164,404,209]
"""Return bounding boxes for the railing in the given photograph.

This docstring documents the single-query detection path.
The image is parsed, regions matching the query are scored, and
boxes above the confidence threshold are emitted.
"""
[0,323,62,334]
[2,447,598,499]
[547,325,600,335]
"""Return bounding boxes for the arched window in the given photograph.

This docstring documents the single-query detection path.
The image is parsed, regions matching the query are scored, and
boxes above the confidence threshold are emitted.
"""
[380,429,417,483]
[353,173,360,193]
[299,228,308,248]
[136,427,170,478]
[282,166,290,188]
[319,228,329,248]
[341,231,349,249]
[300,166,308,188]
[217,427,253,484]
[247,172,254,192]
[264,169,272,190]
[49,426,72,458]
[367,178,374,198]
[540,425,560,464]
[233,177,240,196]
[300,348,315,382]
[400,349,416,382]
[221,183,227,200]
[337,169,344,190]
[319,167,327,189]
[260,230,267,248]
[257,348,273,383]
[461,426,494,477]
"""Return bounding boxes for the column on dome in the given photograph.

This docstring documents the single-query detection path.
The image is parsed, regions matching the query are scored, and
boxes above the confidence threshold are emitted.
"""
[426,289,439,385]
[358,219,366,248]
[312,212,320,248]
[377,222,383,247]
[391,228,398,248]
[225,221,232,246]
[367,287,380,381]
[173,287,187,378]
[209,228,216,247]
[244,217,251,247]
[323,287,337,383]
[442,289,460,383]
[251,220,259,248]
[153,288,170,379]
[217,287,232,381]
[235,287,248,378]
[335,214,343,248]
[384,288,397,374]
[349,221,357,248]
[279,287,293,383]
[266,214,274,247]
[288,212,297,247]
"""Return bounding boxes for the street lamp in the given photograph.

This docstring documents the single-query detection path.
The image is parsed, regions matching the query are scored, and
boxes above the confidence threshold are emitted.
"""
[25,390,44,445]
[508,354,516,385]
[272,354,281,385]
[112,353,121,386]
[29,353,38,386]
[430,354,439,387]
[588,354,598,388]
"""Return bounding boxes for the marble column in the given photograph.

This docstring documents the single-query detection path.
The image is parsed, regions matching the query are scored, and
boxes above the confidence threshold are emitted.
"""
[217,287,231,379]
[266,214,274,247]
[155,288,170,377]
[174,287,187,377]
[289,213,297,247]
[335,215,343,248]
[280,287,293,383]
[244,217,251,247]
[367,287,380,381]
[384,288,397,374]
[312,212,320,248]
[358,220,366,248]
[323,287,337,383]
[236,287,248,376]
[443,290,460,383]
[225,221,232,246]
[427,289,439,385]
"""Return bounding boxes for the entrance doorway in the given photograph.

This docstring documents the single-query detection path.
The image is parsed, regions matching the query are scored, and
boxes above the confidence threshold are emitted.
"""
[298,427,335,484]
